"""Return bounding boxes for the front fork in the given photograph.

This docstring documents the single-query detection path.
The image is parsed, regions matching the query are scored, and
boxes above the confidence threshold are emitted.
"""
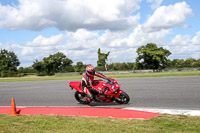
[104,90,123,102]
[115,90,123,98]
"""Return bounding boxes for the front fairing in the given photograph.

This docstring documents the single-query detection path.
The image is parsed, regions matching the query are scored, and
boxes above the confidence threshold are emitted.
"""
[93,78,121,94]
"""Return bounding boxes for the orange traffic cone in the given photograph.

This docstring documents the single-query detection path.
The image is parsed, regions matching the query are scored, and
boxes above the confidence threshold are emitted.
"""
[10,98,19,116]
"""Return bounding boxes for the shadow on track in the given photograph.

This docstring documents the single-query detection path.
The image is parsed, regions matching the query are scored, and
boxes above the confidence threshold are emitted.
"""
[76,102,132,107]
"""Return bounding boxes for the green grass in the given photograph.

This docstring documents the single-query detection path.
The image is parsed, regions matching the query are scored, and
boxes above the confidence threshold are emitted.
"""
[0,71,200,82]
[0,114,200,133]
[0,75,82,82]
[106,71,200,78]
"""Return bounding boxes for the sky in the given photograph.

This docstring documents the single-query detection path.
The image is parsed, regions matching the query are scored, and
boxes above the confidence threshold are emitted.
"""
[0,0,200,67]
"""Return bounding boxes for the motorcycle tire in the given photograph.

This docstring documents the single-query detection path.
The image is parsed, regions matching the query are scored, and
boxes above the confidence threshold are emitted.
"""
[74,91,90,104]
[115,91,130,104]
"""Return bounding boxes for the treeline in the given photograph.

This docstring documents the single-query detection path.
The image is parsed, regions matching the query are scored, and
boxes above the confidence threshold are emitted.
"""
[16,58,200,76]
[1,43,200,77]
[107,58,200,71]
[20,53,88,76]
[168,58,200,68]
[107,63,136,71]
[0,49,89,77]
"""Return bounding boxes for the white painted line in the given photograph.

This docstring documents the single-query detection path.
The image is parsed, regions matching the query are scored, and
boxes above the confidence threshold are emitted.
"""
[124,107,200,116]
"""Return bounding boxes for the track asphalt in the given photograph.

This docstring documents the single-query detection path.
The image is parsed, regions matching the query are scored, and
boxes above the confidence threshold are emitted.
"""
[1,76,200,118]
[1,77,200,109]
[0,106,160,119]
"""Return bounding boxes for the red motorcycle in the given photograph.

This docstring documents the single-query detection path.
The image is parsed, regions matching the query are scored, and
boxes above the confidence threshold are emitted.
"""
[69,77,130,104]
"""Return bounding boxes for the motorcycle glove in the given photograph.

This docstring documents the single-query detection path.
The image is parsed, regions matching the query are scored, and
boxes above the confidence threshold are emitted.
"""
[98,91,104,95]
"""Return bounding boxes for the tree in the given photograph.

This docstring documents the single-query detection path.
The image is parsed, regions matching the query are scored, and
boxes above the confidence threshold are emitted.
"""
[126,63,134,70]
[107,62,134,71]
[18,66,37,75]
[32,52,74,75]
[193,59,200,68]
[0,49,20,77]
[74,62,87,72]
[32,60,47,75]
[183,58,196,68]
[169,59,185,68]
[136,43,171,70]
[96,48,110,71]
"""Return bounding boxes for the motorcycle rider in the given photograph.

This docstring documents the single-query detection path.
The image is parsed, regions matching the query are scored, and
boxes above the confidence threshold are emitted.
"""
[81,65,106,102]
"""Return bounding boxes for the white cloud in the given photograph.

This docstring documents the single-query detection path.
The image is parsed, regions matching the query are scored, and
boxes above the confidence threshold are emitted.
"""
[126,25,171,47]
[97,30,128,48]
[0,27,173,66]
[0,1,198,67]
[168,32,200,59]
[146,0,163,9]
[0,42,2,49]
[0,0,141,31]
[21,46,34,56]
[1,29,200,67]
[170,34,191,46]
[26,34,65,47]
[192,31,200,45]
[65,29,99,50]
[143,1,193,32]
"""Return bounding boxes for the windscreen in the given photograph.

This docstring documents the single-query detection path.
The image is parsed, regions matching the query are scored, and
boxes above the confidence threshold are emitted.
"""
[94,78,115,85]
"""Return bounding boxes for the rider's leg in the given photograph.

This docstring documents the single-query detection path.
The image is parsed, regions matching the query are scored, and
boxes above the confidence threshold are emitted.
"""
[83,87,93,101]
[81,81,93,102]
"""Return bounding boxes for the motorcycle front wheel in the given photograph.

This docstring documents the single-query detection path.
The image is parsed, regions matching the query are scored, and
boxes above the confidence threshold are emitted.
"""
[115,91,130,104]
[74,91,90,104]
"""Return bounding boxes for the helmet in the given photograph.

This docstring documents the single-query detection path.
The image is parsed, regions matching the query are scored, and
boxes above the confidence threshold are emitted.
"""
[86,65,95,76]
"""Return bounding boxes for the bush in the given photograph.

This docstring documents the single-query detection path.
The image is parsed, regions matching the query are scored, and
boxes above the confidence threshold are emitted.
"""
[0,70,19,77]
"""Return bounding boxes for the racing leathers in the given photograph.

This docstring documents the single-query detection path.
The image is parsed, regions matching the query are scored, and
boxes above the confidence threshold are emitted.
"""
[81,72,106,100]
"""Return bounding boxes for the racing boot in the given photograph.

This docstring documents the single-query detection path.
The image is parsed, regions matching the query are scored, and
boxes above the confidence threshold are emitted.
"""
[86,92,93,102]
[83,87,92,102]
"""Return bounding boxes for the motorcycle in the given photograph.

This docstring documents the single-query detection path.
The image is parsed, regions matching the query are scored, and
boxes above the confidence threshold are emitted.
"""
[69,77,130,104]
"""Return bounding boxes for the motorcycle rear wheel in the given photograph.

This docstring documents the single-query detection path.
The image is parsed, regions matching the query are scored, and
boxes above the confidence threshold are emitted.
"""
[74,91,90,104]
[115,92,130,104]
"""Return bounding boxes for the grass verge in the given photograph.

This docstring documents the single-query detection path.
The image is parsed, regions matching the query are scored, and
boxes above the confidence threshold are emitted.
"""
[0,71,200,82]
[0,114,200,133]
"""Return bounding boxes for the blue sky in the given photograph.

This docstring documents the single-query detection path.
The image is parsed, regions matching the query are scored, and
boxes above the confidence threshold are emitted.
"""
[0,0,200,67]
